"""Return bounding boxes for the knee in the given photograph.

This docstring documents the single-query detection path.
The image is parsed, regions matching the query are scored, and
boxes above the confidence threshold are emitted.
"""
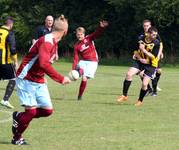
[43,109,53,117]
[157,69,162,74]
[82,76,88,81]
[26,109,37,118]
[142,83,148,90]
[126,72,133,80]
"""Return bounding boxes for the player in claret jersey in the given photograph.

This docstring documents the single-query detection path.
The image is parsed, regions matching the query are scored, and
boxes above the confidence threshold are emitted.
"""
[72,20,108,100]
[11,15,71,145]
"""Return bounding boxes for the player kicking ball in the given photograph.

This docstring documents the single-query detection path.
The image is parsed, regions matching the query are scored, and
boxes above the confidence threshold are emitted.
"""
[72,20,108,100]
[11,15,71,145]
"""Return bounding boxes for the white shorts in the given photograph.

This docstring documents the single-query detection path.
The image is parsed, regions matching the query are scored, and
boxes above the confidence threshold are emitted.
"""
[16,78,52,108]
[78,60,98,78]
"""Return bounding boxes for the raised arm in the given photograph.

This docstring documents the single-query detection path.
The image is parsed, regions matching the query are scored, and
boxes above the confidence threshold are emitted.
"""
[88,20,108,40]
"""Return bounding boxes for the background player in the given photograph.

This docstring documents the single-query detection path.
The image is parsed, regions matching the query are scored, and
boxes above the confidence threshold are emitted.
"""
[0,17,18,109]
[117,27,160,106]
[32,15,54,44]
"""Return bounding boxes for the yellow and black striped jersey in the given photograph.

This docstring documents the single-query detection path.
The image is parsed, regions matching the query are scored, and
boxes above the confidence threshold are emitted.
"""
[136,34,160,67]
[0,25,17,64]
[143,32,163,51]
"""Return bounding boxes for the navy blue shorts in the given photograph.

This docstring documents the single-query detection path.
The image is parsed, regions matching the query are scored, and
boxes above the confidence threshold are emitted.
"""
[132,61,156,79]
[0,64,16,80]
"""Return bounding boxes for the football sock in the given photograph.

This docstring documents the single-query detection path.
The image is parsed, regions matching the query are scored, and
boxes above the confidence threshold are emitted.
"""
[147,84,152,92]
[78,80,87,97]
[34,108,53,118]
[3,80,16,101]
[138,88,148,102]
[13,109,37,140]
[152,72,161,93]
[123,80,132,96]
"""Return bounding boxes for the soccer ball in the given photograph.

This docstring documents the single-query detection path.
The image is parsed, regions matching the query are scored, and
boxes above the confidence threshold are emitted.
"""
[68,70,79,81]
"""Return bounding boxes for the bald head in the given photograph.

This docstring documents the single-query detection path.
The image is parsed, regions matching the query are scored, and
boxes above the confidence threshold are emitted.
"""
[45,15,54,28]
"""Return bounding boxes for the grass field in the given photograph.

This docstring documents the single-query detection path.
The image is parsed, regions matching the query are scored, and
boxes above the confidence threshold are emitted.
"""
[0,61,179,150]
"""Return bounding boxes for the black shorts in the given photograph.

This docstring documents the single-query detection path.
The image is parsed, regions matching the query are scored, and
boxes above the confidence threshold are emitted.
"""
[132,60,156,79]
[0,64,16,80]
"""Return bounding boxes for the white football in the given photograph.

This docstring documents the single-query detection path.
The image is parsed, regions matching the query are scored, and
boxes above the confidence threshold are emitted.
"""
[68,70,79,81]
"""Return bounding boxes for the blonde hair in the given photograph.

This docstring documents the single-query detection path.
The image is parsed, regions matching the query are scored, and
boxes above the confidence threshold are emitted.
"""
[76,27,85,34]
[53,14,68,31]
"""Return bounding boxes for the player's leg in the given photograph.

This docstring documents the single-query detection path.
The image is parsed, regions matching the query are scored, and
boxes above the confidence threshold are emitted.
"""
[12,106,37,145]
[135,66,156,106]
[77,61,97,100]
[156,61,162,92]
[117,66,140,102]
[0,64,16,108]
[78,76,88,100]
[139,70,152,96]
[35,83,53,118]
[135,75,151,106]
[151,68,162,96]
[11,78,38,145]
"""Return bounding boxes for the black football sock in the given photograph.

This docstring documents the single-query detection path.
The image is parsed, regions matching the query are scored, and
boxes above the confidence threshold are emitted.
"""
[152,73,161,93]
[123,80,132,96]
[138,88,148,102]
[3,80,16,101]
[141,76,152,92]
[147,84,152,92]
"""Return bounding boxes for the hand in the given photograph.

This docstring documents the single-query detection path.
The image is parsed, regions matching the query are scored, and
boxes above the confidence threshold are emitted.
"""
[160,52,164,59]
[44,78,48,83]
[139,43,145,51]
[55,53,59,61]
[139,58,148,64]
[100,20,108,28]
[132,54,137,60]
[62,76,71,85]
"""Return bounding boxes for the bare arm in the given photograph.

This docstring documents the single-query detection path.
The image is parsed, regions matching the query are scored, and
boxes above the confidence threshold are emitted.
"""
[157,42,164,60]
[139,43,155,59]
[88,20,108,40]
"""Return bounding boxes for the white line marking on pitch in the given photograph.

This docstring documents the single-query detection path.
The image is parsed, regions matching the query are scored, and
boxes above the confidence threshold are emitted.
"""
[0,110,12,123]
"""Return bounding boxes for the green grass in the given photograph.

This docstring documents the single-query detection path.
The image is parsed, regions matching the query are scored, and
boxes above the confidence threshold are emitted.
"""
[0,62,179,150]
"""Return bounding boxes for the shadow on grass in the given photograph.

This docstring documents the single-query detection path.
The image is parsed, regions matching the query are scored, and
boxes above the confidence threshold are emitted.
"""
[92,101,133,106]
[93,92,119,96]
[52,97,77,101]
[0,87,5,91]
[0,141,11,145]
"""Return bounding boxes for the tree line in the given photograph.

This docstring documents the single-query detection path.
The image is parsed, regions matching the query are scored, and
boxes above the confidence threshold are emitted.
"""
[1,0,179,64]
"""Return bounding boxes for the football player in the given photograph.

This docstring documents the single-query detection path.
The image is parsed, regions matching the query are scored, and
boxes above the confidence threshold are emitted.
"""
[72,20,108,100]
[11,15,71,145]
[117,27,160,106]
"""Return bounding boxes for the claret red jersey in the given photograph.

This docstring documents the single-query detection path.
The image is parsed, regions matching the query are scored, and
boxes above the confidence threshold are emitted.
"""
[16,33,64,83]
[72,26,105,69]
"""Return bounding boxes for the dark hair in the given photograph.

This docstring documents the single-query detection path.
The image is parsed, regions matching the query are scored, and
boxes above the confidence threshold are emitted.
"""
[148,26,158,33]
[4,16,14,24]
